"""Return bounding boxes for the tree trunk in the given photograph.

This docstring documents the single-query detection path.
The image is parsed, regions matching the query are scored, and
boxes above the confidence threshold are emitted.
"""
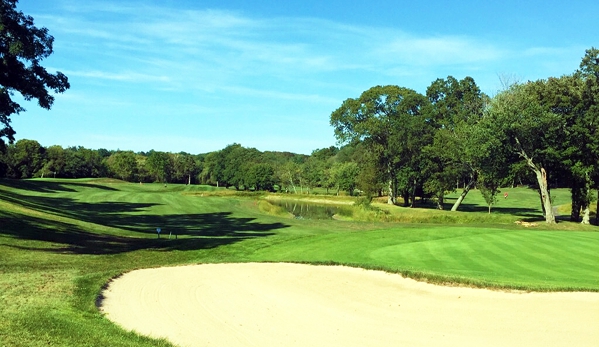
[595,191,599,226]
[581,205,591,224]
[410,179,417,208]
[187,174,191,185]
[595,191,599,225]
[437,193,444,210]
[451,174,476,211]
[401,189,410,207]
[535,167,556,224]
[288,171,297,194]
[393,177,398,204]
[387,177,394,204]
[516,144,555,224]
[570,183,582,222]
[579,172,592,225]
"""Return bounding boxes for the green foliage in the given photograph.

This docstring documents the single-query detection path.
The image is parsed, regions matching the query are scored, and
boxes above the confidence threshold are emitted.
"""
[247,163,275,192]
[145,150,173,183]
[353,195,373,208]
[330,85,431,203]
[0,0,70,145]
[579,47,599,78]
[106,151,138,181]
[171,152,199,184]
[478,176,500,213]
[1,139,45,178]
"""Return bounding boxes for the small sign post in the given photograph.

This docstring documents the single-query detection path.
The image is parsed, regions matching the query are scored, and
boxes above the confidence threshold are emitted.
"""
[156,227,162,239]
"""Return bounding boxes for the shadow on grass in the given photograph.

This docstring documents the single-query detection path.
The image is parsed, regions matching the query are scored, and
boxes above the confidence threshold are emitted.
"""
[440,197,542,218]
[0,209,286,255]
[0,180,288,254]
[0,178,119,193]
[0,188,158,219]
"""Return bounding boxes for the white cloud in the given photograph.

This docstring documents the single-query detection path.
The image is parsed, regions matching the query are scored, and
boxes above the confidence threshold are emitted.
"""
[64,70,171,83]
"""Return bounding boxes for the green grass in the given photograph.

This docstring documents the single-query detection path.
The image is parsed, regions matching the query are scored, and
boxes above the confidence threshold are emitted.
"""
[1,178,598,346]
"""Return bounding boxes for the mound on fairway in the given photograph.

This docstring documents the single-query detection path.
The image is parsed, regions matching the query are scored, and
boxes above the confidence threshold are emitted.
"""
[100,263,598,347]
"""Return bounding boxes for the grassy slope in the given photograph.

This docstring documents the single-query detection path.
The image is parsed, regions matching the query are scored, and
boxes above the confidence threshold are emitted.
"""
[1,179,598,346]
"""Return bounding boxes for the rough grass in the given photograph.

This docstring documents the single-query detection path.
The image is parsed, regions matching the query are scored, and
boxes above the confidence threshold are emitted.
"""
[1,178,598,346]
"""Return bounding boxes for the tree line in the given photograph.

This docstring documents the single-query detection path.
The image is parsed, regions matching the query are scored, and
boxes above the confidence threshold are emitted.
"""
[0,141,360,195]
[330,48,599,224]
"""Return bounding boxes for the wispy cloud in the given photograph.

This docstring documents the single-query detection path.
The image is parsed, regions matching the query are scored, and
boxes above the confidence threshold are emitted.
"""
[375,35,505,66]
[44,3,507,85]
[63,70,171,83]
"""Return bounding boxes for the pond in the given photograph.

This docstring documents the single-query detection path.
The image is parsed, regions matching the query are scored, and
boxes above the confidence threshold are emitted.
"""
[272,200,351,220]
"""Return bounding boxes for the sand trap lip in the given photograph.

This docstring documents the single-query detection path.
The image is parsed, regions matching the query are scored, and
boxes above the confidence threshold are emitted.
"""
[100,263,599,347]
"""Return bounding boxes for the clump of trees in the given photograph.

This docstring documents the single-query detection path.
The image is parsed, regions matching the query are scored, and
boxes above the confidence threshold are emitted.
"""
[330,48,599,224]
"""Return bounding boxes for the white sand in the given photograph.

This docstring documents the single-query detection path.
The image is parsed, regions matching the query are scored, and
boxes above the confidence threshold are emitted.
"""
[100,263,599,347]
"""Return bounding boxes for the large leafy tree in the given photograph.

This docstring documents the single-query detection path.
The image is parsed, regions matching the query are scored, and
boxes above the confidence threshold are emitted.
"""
[106,151,138,181]
[224,145,260,190]
[145,150,173,183]
[172,152,198,185]
[0,0,69,146]
[2,138,44,178]
[39,144,65,178]
[247,163,275,192]
[571,47,599,224]
[486,81,565,224]
[330,85,429,205]
[424,76,487,211]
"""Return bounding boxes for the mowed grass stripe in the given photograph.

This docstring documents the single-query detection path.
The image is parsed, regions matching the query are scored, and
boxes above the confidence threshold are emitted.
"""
[288,227,599,289]
[475,231,599,285]
[493,231,599,276]
[379,231,533,278]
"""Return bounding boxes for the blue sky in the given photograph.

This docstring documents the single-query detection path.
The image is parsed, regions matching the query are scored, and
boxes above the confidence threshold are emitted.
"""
[12,0,598,154]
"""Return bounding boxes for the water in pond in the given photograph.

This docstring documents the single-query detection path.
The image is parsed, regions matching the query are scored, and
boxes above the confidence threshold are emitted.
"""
[273,200,350,220]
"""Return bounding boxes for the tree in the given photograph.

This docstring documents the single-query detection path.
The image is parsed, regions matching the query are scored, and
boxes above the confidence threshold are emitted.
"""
[328,161,359,196]
[579,47,599,78]
[106,151,138,181]
[145,150,173,183]
[222,145,260,190]
[247,163,275,192]
[199,151,223,186]
[279,161,302,193]
[424,76,487,211]
[40,145,65,178]
[2,138,44,178]
[336,161,359,196]
[172,152,198,185]
[0,0,69,146]
[302,156,325,194]
[575,47,599,224]
[478,174,501,214]
[330,85,429,204]
[486,81,564,224]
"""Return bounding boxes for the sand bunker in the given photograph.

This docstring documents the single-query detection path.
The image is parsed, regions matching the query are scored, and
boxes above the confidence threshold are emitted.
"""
[100,263,598,347]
